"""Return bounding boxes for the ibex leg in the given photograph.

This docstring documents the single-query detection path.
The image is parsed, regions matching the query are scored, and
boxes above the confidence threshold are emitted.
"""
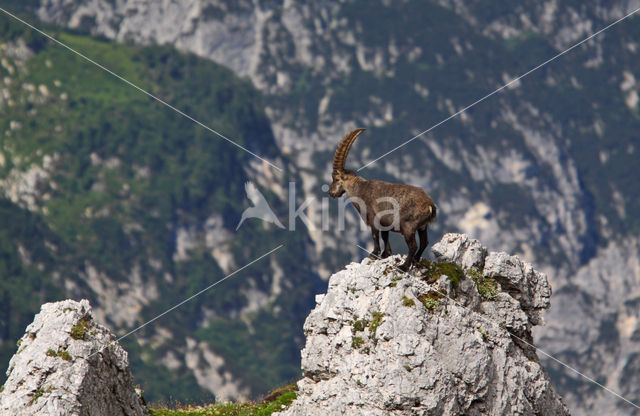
[414,227,428,262]
[381,230,392,258]
[399,232,417,271]
[368,227,381,259]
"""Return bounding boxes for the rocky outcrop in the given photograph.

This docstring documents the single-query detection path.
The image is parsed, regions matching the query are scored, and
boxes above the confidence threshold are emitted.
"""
[282,233,569,415]
[0,299,148,416]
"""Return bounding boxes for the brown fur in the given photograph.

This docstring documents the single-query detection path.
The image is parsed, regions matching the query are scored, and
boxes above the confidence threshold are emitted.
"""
[329,129,437,271]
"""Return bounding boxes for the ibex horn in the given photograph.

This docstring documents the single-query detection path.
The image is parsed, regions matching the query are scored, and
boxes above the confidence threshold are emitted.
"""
[332,128,365,172]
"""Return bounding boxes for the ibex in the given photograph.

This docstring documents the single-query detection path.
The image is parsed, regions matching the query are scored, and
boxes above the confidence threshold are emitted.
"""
[328,128,437,271]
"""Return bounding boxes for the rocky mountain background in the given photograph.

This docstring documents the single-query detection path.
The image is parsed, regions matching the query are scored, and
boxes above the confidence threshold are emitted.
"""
[0,6,323,404]
[1,1,640,414]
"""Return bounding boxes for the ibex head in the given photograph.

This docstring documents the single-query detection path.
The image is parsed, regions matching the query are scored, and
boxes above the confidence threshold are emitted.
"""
[328,128,365,198]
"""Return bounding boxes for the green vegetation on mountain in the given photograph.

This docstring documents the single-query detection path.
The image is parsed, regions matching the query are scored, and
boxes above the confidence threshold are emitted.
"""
[0,199,66,371]
[0,16,320,404]
[149,383,297,416]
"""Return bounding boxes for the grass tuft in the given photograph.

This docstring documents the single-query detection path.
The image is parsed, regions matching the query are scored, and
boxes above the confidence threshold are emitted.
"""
[402,296,415,307]
[477,327,489,341]
[351,311,385,347]
[47,348,72,361]
[416,260,465,288]
[388,274,402,287]
[468,268,499,301]
[352,336,365,349]
[29,387,52,406]
[149,388,297,416]
[70,317,91,340]
[352,319,368,334]
[58,350,72,361]
[368,311,385,343]
[419,292,443,312]
[261,383,298,403]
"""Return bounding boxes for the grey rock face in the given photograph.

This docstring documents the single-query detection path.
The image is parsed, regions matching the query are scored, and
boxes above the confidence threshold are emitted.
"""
[432,233,487,271]
[0,299,148,416]
[282,233,569,415]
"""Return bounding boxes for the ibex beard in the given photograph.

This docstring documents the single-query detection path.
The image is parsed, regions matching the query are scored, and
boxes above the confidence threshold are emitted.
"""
[329,128,437,271]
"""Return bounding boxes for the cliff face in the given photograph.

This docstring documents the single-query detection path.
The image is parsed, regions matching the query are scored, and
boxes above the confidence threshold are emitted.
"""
[283,234,569,415]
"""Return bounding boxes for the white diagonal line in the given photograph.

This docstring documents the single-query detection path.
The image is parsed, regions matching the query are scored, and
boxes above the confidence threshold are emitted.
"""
[83,244,282,361]
[114,244,283,344]
[356,244,640,410]
[358,6,640,171]
[0,7,283,172]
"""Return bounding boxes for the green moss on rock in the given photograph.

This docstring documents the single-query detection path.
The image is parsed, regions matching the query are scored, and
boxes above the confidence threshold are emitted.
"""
[352,318,369,334]
[468,268,499,301]
[352,336,365,349]
[419,292,443,312]
[478,327,488,341]
[402,296,415,307]
[369,312,384,339]
[70,318,91,340]
[46,348,72,361]
[416,260,465,288]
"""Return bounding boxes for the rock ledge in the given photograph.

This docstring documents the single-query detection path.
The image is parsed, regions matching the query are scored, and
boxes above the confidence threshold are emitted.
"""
[282,233,569,415]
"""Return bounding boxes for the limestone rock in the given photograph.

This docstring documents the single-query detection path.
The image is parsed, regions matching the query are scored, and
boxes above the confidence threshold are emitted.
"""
[0,299,148,416]
[432,232,487,271]
[483,251,552,326]
[282,233,569,415]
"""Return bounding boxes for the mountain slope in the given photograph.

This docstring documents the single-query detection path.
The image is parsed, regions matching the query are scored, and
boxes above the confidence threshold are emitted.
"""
[0,16,322,403]
[32,0,640,263]
[6,1,640,413]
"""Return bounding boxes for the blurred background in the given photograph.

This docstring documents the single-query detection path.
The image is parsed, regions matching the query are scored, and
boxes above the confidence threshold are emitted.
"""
[1,1,639,414]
